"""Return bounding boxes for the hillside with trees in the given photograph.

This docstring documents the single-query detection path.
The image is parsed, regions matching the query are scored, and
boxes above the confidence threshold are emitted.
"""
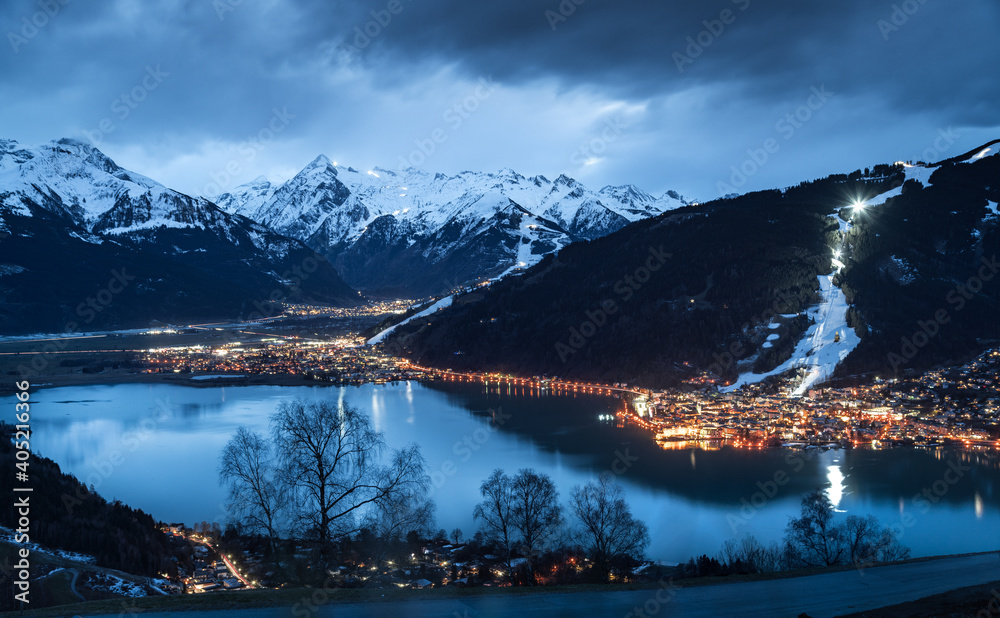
[383,154,1000,387]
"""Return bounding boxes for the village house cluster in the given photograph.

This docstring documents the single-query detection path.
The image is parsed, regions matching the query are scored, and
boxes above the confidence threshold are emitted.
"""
[140,338,425,385]
[640,349,1000,450]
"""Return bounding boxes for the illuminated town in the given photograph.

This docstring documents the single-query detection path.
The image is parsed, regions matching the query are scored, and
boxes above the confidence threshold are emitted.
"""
[132,307,1000,453]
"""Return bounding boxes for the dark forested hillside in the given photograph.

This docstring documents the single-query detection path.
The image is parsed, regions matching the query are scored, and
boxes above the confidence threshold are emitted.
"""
[383,166,910,387]
[836,156,1000,378]
[0,423,178,577]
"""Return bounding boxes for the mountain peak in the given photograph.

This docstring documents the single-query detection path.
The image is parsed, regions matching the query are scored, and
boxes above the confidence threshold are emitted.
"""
[304,154,335,171]
[554,173,579,187]
[50,137,122,174]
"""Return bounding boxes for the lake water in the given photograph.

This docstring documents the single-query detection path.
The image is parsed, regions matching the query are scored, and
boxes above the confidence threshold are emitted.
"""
[10,380,1000,564]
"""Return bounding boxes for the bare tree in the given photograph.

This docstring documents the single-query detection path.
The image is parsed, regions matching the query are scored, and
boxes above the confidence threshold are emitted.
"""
[719,535,787,574]
[364,445,435,565]
[511,468,563,584]
[570,476,650,582]
[218,426,286,553]
[785,493,910,570]
[785,490,846,567]
[271,399,429,562]
[843,514,910,565]
[474,469,516,578]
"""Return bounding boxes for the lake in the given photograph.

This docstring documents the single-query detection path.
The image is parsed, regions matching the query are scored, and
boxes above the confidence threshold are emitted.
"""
[10,380,1000,564]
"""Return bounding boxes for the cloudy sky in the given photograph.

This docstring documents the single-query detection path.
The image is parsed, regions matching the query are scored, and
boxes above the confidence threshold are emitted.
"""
[2,0,997,200]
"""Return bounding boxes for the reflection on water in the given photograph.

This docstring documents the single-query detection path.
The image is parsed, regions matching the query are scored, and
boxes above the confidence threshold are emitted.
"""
[827,464,846,510]
[5,380,1000,563]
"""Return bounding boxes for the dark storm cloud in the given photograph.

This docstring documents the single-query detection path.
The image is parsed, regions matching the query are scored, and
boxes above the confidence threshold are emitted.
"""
[334,0,999,125]
[0,0,996,199]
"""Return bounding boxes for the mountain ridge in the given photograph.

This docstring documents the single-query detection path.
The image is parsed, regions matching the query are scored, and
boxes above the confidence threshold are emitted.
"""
[377,144,1000,389]
[213,158,692,296]
[0,138,359,334]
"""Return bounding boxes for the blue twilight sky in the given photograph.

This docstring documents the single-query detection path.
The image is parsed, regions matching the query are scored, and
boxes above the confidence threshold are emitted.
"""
[1,0,997,201]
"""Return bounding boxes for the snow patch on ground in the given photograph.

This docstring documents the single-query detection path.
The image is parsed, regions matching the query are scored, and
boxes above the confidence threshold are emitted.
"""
[0,526,96,563]
[960,147,993,163]
[987,201,999,218]
[723,273,861,394]
[102,218,201,235]
[0,264,26,276]
[87,572,147,597]
[886,255,918,286]
[867,184,903,206]
[368,296,454,345]
[903,164,935,187]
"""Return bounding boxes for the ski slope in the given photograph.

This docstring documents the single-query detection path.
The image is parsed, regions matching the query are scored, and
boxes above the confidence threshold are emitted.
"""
[722,273,860,394]
[367,296,454,345]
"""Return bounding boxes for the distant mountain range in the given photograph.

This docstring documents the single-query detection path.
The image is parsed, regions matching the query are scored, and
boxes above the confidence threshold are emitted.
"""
[0,138,358,333]
[213,157,691,296]
[379,143,1000,388]
[0,138,683,333]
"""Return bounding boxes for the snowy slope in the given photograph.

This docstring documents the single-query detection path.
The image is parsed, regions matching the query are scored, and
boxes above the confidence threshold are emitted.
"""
[214,157,690,294]
[0,138,361,333]
[722,273,861,394]
[0,138,307,260]
[719,158,951,394]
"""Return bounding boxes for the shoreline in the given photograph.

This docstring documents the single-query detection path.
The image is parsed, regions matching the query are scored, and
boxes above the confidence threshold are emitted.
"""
[1,370,355,395]
[3,370,992,455]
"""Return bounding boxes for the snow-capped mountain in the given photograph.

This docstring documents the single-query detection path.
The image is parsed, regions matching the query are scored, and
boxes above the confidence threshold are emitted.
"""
[213,157,690,295]
[0,139,358,334]
[378,143,1000,388]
